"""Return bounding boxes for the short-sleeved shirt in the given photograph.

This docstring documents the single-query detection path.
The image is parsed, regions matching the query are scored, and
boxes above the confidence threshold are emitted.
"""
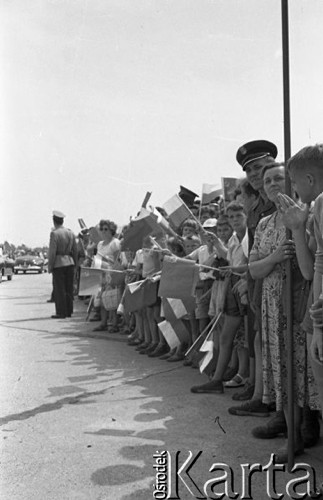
[142,247,162,278]
[187,245,217,280]
[227,231,249,267]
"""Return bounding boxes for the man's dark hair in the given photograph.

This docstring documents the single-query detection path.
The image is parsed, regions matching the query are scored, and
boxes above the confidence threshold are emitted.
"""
[225,201,244,214]
[99,219,117,236]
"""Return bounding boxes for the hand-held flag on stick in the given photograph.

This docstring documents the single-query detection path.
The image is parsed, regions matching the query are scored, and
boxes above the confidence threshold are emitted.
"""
[158,319,189,349]
[163,194,193,228]
[121,208,163,252]
[78,218,87,229]
[201,184,223,205]
[79,267,125,296]
[158,255,200,300]
[199,313,223,374]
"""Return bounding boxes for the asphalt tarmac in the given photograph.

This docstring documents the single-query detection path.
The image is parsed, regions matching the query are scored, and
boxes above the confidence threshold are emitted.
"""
[0,273,322,500]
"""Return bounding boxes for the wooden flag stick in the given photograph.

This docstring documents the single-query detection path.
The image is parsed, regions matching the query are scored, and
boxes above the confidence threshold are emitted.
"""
[149,235,163,250]
[185,313,222,357]
[198,263,244,277]
[141,191,152,208]
[85,295,94,322]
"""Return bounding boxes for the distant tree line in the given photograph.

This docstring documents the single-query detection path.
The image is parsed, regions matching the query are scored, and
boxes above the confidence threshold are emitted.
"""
[0,241,49,258]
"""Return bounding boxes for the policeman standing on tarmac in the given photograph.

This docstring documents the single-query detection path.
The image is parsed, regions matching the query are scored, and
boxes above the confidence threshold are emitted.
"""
[48,210,78,319]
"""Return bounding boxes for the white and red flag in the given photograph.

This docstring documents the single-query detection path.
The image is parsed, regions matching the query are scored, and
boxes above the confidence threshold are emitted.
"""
[162,194,192,228]
[158,256,199,301]
[158,319,189,349]
[201,184,222,205]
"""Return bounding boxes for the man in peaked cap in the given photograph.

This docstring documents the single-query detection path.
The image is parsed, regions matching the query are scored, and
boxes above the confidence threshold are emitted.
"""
[178,185,199,208]
[228,139,310,447]
[236,140,278,172]
[236,140,277,248]
[48,210,78,319]
[228,140,280,420]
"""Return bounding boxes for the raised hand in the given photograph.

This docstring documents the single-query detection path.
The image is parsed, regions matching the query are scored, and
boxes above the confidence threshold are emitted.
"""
[277,193,310,231]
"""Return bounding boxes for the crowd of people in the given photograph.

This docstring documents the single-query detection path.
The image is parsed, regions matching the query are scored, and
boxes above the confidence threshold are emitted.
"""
[47,139,323,467]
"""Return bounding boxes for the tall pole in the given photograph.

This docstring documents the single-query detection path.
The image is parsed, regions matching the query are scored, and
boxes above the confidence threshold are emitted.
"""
[281,0,294,471]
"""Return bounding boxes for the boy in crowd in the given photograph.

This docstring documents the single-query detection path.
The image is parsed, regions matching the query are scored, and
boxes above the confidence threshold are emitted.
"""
[208,214,233,318]
[191,201,249,394]
[186,218,219,336]
[228,141,281,426]
[282,144,323,412]
[183,235,201,256]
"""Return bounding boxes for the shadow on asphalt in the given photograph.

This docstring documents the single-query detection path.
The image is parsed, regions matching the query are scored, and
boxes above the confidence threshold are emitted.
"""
[9,295,322,500]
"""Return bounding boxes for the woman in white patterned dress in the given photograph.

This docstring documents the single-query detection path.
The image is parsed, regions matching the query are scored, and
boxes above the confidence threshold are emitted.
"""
[249,163,319,462]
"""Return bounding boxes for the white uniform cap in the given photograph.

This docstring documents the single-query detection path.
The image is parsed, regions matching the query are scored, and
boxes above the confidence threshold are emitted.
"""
[52,210,66,218]
[202,218,217,228]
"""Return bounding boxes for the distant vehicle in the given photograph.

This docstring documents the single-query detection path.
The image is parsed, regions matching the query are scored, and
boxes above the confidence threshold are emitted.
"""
[0,256,14,282]
[14,254,44,274]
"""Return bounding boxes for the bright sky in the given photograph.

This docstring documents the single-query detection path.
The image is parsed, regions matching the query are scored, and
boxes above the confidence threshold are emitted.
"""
[1,0,323,246]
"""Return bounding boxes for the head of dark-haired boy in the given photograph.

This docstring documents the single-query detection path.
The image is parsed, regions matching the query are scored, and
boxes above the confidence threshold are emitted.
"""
[287,144,323,204]
[225,201,247,237]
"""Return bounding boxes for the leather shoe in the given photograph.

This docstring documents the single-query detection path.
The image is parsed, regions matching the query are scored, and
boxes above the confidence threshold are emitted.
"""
[136,342,150,351]
[232,381,255,401]
[167,352,185,362]
[139,344,156,355]
[51,315,66,319]
[229,400,270,417]
[159,348,176,360]
[144,343,159,355]
[301,406,321,448]
[127,339,142,346]
[252,411,287,437]
[93,325,107,332]
[148,345,169,358]
[274,439,304,464]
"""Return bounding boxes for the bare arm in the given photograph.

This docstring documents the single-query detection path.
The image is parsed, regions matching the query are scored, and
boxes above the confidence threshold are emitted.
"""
[249,239,295,279]
[278,194,314,280]
[201,231,228,260]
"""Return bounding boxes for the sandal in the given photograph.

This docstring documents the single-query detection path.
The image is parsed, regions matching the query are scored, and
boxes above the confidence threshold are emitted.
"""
[224,374,247,388]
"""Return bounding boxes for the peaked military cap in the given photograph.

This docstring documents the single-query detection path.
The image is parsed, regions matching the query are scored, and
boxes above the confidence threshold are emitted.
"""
[236,140,278,171]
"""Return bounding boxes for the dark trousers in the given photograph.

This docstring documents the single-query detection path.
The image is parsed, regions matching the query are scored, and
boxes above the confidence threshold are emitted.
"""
[53,265,75,317]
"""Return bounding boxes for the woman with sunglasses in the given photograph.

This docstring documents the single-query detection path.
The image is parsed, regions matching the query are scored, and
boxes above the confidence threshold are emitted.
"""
[93,219,121,333]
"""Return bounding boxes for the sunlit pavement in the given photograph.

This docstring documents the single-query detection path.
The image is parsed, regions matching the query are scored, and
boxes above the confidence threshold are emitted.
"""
[0,273,322,500]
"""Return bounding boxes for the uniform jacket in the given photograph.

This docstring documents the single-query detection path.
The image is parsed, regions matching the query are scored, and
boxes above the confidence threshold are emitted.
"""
[48,226,78,273]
